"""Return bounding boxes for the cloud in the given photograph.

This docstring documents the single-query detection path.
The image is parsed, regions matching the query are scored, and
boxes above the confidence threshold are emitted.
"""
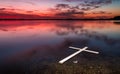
[56,4,70,9]
[50,3,85,17]
[0,8,6,11]
[0,7,23,12]
[92,11,112,14]
[56,10,84,17]
[0,11,43,19]
[0,7,35,15]
[49,0,112,18]
[78,0,112,10]
[64,0,111,3]
[26,11,34,13]
[63,0,82,2]
[24,1,35,5]
[63,0,112,10]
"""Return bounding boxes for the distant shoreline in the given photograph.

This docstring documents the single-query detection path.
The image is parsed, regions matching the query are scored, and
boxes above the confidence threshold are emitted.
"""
[0,19,120,20]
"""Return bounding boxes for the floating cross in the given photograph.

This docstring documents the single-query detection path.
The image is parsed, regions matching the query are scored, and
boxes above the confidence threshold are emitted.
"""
[59,46,99,64]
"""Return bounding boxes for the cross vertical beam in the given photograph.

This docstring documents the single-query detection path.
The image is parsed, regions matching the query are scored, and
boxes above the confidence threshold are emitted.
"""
[59,47,88,64]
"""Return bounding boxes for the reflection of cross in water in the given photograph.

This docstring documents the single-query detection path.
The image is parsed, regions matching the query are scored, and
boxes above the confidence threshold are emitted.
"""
[59,46,99,64]
[73,60,78,64]
[72,54,79,64]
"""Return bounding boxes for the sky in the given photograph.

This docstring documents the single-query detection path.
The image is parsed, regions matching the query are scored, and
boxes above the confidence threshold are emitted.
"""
[0,0,120,19]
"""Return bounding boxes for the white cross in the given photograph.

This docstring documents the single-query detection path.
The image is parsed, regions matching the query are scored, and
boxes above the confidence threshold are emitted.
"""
[59,46,99,64]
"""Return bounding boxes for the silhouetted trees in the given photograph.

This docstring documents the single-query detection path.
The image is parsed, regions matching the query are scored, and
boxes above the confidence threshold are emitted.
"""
[113,16,120,20]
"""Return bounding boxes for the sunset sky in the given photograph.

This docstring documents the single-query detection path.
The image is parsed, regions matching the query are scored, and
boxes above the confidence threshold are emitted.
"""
[0,0,120,19]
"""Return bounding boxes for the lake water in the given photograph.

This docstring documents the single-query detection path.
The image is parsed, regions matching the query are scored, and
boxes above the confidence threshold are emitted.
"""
[0,20,120,70]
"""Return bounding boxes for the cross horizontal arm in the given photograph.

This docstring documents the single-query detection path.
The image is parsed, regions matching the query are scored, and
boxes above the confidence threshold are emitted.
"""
[84,49,99,54]
[69,46,99,54]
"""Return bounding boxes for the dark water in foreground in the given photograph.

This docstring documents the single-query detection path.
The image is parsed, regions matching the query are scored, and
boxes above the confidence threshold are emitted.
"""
[0,20,120,73]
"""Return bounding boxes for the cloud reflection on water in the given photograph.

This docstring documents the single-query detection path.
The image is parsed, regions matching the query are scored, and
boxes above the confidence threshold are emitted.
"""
[0,20,120,65]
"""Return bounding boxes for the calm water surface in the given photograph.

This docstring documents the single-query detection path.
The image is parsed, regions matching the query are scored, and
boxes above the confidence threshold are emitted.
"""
[0,20,120,66]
